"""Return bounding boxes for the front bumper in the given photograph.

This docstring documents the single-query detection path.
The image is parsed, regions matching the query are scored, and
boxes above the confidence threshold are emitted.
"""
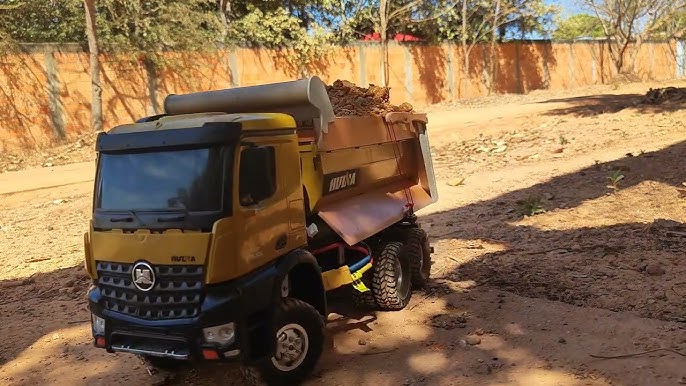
[88,289,248,362]
[87,264,279,363]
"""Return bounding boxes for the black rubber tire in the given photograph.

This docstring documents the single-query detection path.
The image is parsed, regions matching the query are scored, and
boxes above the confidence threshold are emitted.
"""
[241,297,325,386]
[371,241,412,310]
[352,288,377,309]
[402,227,432,288]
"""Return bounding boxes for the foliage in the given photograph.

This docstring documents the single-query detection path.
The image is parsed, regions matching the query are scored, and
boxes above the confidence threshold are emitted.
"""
[500,0,558,39]
[651,9,686,39]
[95,0,222,64]
[607,170,625,192]
[553,13,605,40]
[581,0,686,72]
[221,2,335,72]
[0,0,562,50]
[518,195,546,216]
[0,0,85,43]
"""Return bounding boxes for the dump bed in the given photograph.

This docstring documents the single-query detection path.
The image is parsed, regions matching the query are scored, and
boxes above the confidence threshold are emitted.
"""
[297,113,437,245]
[164,77,438,245]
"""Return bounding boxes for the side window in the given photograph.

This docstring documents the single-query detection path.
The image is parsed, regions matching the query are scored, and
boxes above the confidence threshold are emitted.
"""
[239,146,277,206]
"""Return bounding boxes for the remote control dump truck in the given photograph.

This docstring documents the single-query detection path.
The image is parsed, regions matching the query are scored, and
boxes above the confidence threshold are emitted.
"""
[83,76,438,385]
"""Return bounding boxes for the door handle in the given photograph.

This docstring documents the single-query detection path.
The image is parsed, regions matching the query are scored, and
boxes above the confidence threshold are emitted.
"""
[275,234,287,250]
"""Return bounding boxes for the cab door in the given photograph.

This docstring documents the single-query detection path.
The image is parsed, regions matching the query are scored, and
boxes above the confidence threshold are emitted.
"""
[232,133,307,278]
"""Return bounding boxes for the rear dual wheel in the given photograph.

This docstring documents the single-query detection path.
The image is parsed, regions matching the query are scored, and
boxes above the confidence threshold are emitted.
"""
[402,227,432,288]
[371,241,412,310]
[352,241,412,311]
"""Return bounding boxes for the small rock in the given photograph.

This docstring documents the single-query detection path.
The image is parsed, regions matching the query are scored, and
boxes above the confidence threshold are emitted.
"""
[52,199,67,205]
[447,178,465,187]
[465,335,482,346]
[474,328,485,336]
[65,280,75,288]
[553,147,564,154]
[646,264,666,276]
[358,339,369,346]
[558,338,567,344]
[492,145,508,153]
[43,163,54,167]
[458,340,467,348]
[457,281,477,289]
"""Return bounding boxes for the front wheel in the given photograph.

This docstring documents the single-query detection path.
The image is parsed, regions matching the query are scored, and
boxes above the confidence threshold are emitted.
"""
[241,298,325,386]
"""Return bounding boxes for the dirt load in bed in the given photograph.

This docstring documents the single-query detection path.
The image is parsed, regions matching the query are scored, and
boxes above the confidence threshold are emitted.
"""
[326,80,414,117]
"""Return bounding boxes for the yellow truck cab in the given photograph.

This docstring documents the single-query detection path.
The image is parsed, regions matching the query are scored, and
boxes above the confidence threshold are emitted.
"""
[83,77,438,385]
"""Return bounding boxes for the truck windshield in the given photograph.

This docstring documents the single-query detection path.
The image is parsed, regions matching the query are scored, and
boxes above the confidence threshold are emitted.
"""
[97,147,225,212]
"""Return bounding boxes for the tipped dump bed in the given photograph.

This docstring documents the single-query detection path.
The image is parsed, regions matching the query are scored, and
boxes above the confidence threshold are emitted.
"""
[163,77,438,245]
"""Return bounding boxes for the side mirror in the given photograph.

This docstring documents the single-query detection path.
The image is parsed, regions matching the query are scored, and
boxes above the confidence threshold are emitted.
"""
[239,146,276,205]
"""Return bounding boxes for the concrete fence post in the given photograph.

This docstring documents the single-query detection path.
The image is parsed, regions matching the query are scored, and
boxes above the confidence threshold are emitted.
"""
[568,43,575,86]
[676,40,685,79]
[446,43,454,101]
[404,45,413,100]
[359,44,367,87]
[649,43,654,79]
[541,43,551,89]
[228,49,240,87]
[44,47,66,140]
[144,58,160,115]
[515,42,522,93]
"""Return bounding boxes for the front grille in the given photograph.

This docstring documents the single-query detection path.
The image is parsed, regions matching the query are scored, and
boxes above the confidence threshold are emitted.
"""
[96,261,204,320]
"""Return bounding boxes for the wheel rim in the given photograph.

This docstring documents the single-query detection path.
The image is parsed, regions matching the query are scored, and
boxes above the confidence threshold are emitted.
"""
[395,257,411,299]
[271,323,309,372]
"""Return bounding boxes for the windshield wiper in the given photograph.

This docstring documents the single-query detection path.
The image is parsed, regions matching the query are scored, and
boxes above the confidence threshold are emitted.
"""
[109,210,147,226]
[110,216,133,223]
[157,215,186,223]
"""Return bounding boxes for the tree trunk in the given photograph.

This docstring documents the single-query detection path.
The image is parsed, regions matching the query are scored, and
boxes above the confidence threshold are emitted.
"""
[83,0,102,132]
[218,0,230,41]
[461,0,469,96]
[380,0,389,86]
[488,0,501,94]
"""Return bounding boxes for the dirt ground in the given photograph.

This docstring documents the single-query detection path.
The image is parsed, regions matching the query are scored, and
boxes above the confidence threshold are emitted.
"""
[2,80,686,386]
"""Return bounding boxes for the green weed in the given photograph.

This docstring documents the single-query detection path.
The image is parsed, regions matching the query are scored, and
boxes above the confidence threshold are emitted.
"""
[518,196,546,216]
[607,170,625,192]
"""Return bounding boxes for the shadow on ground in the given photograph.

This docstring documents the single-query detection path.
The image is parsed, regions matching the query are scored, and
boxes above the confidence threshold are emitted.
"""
[3,141,686,385]
[538,93,686,117]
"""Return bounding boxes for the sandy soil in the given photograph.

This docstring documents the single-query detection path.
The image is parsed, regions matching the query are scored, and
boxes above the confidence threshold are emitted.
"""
[2,80,686,386]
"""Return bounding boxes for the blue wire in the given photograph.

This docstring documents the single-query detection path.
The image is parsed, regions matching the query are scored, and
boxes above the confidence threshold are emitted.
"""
[349,254,371,273]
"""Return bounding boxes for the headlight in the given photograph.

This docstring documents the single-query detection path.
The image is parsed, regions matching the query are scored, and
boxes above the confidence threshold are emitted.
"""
[92,314,106,335]
[203,322,235,346]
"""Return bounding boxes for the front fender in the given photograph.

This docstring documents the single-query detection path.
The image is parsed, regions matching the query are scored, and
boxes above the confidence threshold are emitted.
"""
[273,249,327,316]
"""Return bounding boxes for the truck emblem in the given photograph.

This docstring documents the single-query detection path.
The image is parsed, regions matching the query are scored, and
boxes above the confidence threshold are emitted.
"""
[132,262,155,292]
[323,169,360,195]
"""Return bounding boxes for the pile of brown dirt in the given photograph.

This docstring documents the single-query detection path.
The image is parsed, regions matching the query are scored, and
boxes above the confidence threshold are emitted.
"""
[326,80,414,116]
[641,87,686,105]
